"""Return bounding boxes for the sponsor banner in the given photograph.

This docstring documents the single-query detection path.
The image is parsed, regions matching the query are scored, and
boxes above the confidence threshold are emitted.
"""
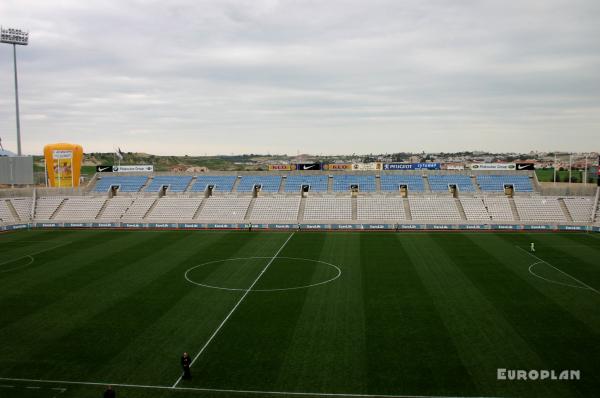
[295,163,322,171]
[593,226,600,233]
[113,165,154,173]
[148,223,178,229]
[445,164,465,170]
[207,223,247,229]
[460,224,485,230]
[559,225,587,231]
[327,163,353,171]
[268,224,297,229]
[332,224,358,230]
[352,163,383,171]
[524,225,554,230]
[64,223,91,228]
[383,163,441,170]
[300,224,326,229]
[36,222,61,228]
[363,224,394,230]
[515,163,535,171]
[469,163,516,170]
[179,223,201,229]
[4,224,29,231]
[398,224,423,230]
[427,224,454,230]
[122,223,146,228]
[53,150,73,159]
[93,222,119,228]
[491,224,519,230]
[268,164,292,171]
[96,165,114,173]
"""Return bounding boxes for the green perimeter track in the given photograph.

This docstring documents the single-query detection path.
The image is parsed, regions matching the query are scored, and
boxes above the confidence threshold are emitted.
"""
[0,230,598,398]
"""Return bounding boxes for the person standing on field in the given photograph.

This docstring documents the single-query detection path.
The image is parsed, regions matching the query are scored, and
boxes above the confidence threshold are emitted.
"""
[103,385,116,398]
[181,352,192,380]
[530,242,535,252]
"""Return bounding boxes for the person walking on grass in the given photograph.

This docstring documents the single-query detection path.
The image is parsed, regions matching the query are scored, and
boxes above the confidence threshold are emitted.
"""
[103,385,116,398]
[530,242,535,252]
[181,352,192,380]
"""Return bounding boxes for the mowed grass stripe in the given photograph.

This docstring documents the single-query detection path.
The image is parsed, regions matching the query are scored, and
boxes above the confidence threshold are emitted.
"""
[272,233,368,394]
[181,233,329,391]
[444,233,599,397]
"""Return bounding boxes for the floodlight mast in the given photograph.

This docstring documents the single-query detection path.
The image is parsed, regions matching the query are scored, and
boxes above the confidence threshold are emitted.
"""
[1,26,29,156]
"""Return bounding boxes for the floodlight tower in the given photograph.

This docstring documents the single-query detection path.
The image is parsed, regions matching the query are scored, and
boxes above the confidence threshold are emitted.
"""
[1,26,29,156]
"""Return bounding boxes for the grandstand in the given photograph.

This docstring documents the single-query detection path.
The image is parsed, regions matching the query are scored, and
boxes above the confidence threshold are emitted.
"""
[333,175,376,192]
[429,175,475,192]
[191,176,236,193]
[145,176,192,192]
[476,175,533,192]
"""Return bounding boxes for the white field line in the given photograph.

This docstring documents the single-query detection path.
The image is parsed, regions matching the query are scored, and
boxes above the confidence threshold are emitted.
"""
[0,377,507,398]
[516,246,600,295]
[528,261,589,290]
[172,232,296,388]
[0,241,73,273]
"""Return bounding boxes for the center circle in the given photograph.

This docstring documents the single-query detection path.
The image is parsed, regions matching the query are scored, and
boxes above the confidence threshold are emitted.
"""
[184,256,341,292]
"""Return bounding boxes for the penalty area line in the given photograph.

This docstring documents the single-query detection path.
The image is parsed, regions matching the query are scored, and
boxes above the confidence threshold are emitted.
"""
[0,376,508,398]
[171,232,296,388]
[516,246,600,295]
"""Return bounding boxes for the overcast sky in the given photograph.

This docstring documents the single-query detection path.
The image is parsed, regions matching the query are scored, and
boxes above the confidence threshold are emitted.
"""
[1,0,599,156]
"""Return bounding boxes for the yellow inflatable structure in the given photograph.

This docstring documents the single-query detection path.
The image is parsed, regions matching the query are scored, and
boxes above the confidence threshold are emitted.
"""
[43,143,83,187]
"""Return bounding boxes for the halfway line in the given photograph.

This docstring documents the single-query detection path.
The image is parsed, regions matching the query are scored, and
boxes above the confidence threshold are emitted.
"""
[172,232,295,388]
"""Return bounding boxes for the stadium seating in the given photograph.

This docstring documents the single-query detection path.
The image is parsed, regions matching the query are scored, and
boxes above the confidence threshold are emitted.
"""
[236,176,281,192]
[98,197,135,220]
[285,175,328,192]
[197,197,252,221]
[121,198,156,219]
[35,197,65,220]
[429,175,475,192]
[190,176,236,192]
[380,175,425,192]
[477,175,533,192]
[563,198,594,223]
[93,176,148,192]
[144,176,192,192]
[250,196,301,221]
[0,200,17,224]
[304,197,352,220]
[514,197,566,222]
[357,197,405,221]
[9,198,32,221]
[409,197,461,221]
[53,198,106,220]
[482,197,514,221]
[460,198,491,221]
[146,198,202,220]
[332,175,376,192]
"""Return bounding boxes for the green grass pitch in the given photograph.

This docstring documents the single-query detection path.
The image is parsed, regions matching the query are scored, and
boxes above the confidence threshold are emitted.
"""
[0,229,599,398]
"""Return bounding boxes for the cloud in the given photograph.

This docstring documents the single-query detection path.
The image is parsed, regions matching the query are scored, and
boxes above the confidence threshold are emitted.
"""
[0,0,598,155]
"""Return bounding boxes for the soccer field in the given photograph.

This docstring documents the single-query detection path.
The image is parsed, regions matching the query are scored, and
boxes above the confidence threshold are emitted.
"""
[0,229,599,398]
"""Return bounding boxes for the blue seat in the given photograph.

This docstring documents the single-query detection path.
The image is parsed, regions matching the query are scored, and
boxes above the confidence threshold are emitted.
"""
[428,175,475,192]
[93,176,148,192]
[285,175,328,192]
[476,175,533,192]
[145,176,192,192]
[380,175,424,192]
[332,175,376,192]
[190,176,237,192]
[237,176,282,192]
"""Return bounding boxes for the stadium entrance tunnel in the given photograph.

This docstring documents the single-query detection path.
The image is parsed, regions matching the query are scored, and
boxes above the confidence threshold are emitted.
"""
[184,256,341,292]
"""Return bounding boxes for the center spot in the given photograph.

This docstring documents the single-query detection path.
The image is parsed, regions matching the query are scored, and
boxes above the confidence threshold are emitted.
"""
[184,256,341,292]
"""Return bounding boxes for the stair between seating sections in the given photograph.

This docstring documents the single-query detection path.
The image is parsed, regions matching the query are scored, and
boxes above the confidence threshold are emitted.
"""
[455,198,467,221]
[244,197,257,221]
[231,176,241,193]
[423,176,432,193]
[327,176,333,193]
[95,199,111,219]
[403,198,412,221]
[557,198,574,222]
[49,198,67,220]
[142,198,159,219]
[193,198,207,220]
[6,200,20,222]
[297,196,307,222]
[508,197,520,222]
[471,176,481,193]
[278,177,286,193]
[351,196,357,221]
